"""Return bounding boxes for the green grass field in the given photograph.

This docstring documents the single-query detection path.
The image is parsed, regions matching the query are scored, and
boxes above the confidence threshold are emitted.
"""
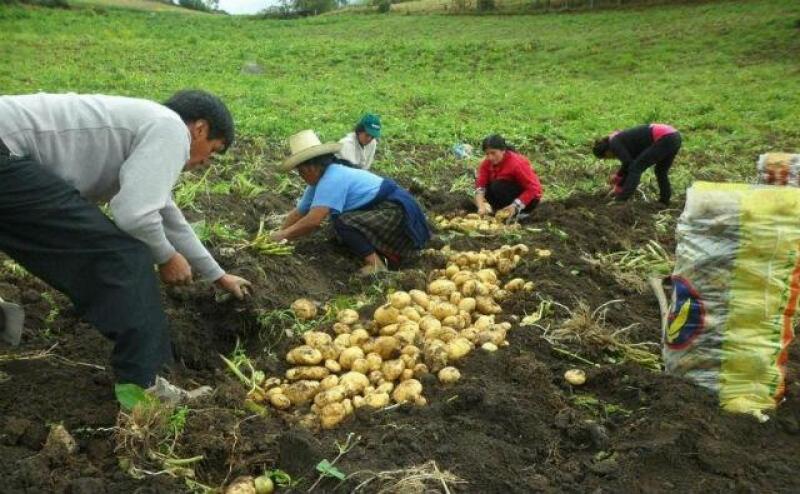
[1,0,799,197]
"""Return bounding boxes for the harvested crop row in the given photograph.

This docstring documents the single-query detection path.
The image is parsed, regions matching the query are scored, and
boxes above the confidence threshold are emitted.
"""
[242,243,538,429]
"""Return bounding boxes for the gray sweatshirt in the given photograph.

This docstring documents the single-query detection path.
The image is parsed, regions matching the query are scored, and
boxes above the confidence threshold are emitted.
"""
[0,93,225,281]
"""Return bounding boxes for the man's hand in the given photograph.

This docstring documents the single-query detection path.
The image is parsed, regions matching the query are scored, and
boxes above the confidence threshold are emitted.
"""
[478,202,493,216]
[215,274,252,300]
[269,230,285,242]
[159,253,192,285]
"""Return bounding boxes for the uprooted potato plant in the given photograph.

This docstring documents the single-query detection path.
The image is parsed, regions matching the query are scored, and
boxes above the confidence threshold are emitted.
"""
[114,402,207,487]
[544,300,661,370]
[224,242,547,430]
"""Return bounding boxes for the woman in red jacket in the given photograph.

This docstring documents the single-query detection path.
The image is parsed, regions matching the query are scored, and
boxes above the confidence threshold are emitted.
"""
[475,134,543,220]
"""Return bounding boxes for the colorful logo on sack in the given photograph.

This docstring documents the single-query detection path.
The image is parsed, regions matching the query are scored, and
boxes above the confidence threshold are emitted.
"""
[666,276,705,350]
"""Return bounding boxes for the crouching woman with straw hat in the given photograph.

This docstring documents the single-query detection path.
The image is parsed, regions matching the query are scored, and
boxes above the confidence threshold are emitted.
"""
[270,130,431,275]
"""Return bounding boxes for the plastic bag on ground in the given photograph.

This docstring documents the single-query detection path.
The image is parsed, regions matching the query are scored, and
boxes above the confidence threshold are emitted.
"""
[665,181,800,416]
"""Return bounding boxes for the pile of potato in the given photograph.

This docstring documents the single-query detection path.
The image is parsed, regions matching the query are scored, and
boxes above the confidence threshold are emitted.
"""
[434,213,519,234]
[249,243,535,429]
[433,244,552,268]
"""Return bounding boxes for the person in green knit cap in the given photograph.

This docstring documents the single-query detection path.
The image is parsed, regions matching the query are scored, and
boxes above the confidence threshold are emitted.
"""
[337,113,382,170]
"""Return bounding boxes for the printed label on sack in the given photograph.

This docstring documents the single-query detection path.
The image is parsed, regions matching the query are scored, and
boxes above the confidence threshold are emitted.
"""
[667,276,705,350]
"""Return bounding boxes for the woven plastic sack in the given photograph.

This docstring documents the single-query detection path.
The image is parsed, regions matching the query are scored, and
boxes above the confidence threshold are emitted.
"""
[757,153,800,186]
[665,181,800,416]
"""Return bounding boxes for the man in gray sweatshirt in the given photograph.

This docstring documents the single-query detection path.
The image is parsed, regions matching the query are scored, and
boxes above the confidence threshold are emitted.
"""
[0,90,251,401]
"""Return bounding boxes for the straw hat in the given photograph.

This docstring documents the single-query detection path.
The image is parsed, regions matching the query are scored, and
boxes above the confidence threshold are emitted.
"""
[280,130,342,171]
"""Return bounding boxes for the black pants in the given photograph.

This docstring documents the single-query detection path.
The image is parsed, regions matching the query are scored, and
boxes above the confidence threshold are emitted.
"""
[0,156,171,387]
[332,218,375,258]
[617,132,682,204]
[485,180,539,212]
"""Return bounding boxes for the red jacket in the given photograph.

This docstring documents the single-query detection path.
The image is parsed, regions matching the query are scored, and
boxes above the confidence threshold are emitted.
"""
[475,151,543,206]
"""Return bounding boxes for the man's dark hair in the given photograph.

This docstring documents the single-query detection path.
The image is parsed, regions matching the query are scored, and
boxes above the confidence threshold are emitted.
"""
[592,136,611,158]
[354,123,366,134]
[164,90,234,152]
[481,134,516,153]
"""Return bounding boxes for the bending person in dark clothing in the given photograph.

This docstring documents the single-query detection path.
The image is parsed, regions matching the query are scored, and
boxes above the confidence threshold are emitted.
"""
[271,130,431,276]
[475,134,543,221]
[592,123,682,205]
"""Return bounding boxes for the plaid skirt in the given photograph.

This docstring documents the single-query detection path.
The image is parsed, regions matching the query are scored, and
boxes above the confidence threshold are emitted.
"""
[337,201,417,257]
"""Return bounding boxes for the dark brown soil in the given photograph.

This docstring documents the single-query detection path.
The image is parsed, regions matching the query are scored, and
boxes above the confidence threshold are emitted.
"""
[2,149,800,493]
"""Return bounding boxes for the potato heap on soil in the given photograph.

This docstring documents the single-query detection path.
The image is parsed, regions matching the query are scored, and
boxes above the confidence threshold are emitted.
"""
[251,243,533,429]
[433,213,519,234]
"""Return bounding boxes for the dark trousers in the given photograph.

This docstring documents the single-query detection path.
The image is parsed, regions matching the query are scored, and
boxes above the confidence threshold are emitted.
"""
[617,132,682,204]
[332,217,375,258]
[0,156,171,387]
[485,180,539,212]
